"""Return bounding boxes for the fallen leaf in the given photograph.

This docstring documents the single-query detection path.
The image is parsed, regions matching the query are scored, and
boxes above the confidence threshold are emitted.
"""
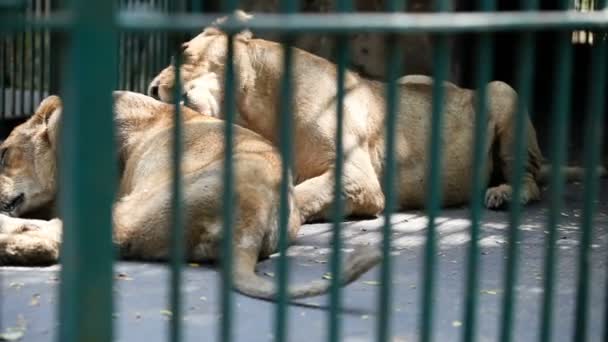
[481,290,498,295]
[189,263,200,267]
[115,273,133,281]
[322,273,332,280]
[264,272,275,278]
[160,310,173,317]
[361,315,369,320]
[363,281,380,286]
[8,282,24,290]
[199,296,207,301]
[0,329,24,341]
[29,294,40,307]
[452,320,462,327]
[313,259,327,264]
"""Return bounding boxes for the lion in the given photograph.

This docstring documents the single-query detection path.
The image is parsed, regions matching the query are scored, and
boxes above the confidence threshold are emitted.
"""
[148,11,604,224]
[0,92,381,301]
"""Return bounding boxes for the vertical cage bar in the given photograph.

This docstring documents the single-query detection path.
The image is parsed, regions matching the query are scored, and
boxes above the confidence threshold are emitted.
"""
[274,0,298,341]
[539,0,574,341]
[42,0,49,97]
[28,0,34,113]
[328,0,352,341]
[220,35,236,342]
[19,29,25,115]
[169,47,185,342]
[219,4,239,341]
[1,35,5,116]
[377,0,405,341]
[33,0,40,105]
[462,0,495,341]
[420,0,451,341]
[48,0,61,97]
[57,0,117,341]
[10,34,16,115]
[499,1,538,341]
[573,1,607,339]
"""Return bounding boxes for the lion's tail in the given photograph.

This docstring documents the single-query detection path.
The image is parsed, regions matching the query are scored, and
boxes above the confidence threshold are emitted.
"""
[232,245,381,302]
[537,164,607,184]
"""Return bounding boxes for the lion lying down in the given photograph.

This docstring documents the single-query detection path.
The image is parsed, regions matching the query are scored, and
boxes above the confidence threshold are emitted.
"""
[149,12,604,224]
[0,91,380,300]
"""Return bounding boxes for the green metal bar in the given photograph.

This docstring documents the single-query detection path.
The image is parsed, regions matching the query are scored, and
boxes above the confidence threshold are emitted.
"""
[274,0,298,341]
[377,0,405,341]
[219,33,237,342]
[111,11,608,33]
[57,0,117,341]
[1,35,5,116]
[19,30,24,115]
[329,1,352,341]
[420,36,449,342]
[169,49,185,342]
[462,0,495,341]
[420,1,451,342]
[218,0,238,338]
[11,35,16,115]
[28,0,34,113]
[41,0,48,96]
[499,1,538,342]
[573,2,607,339]
[539,1,574,341]
[274,33,294,342]
[3,11,608,32]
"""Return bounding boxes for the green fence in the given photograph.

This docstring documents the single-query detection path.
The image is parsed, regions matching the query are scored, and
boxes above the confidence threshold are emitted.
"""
[1,0,607,341]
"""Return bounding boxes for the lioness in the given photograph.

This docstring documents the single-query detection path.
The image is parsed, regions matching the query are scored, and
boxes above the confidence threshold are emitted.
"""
[0,92,380,300]
[147,13,548,224]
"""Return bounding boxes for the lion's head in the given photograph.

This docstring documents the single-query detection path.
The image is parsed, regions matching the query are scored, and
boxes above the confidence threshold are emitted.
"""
[147,10,254,117]
[0,95,62,217]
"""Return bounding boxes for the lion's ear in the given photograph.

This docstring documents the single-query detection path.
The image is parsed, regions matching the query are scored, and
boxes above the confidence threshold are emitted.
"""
[234,10,253,22]
[34,95,62,125]
[33,95,62,147]
[236,29,253,41]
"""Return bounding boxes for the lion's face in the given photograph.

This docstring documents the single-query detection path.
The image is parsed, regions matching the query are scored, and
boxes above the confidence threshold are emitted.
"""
[148,25,252,117]
[0,96,61,217]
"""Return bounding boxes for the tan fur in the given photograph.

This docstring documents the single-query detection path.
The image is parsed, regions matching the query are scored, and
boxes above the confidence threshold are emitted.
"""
[148,12,555,223]
[0,92,381,300]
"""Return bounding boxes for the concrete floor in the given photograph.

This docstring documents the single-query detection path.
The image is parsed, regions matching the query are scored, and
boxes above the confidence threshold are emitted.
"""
[1,180,607,342]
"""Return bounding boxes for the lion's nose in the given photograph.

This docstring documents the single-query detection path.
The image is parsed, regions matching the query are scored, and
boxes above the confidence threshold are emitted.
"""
[149,85,160,99]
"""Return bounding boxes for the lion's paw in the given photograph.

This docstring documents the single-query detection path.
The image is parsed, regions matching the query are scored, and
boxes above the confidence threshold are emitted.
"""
[484,185,512,210]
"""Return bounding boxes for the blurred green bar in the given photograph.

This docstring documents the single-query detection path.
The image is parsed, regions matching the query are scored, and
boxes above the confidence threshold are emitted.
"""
[19,30,24,114]
[220,35,237,342]
[377,0,405,341]
[11,35,16,114]
[111,11,608,33]
[420,1,450,341]
[328,1,352,341]
[462,0,495,341]
[539,0,573,341]
[499,1,538,342]
[573,1,606,340]
[420,34,449,342]
[57,0,117,341]
[274,0,298,341]
[29,2,34,113]
[169,50,185,342]
[3,11,608,32]
[1,36,5,114]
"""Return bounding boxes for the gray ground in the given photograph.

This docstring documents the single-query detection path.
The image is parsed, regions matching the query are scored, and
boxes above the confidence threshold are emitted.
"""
[1,180,607,342]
